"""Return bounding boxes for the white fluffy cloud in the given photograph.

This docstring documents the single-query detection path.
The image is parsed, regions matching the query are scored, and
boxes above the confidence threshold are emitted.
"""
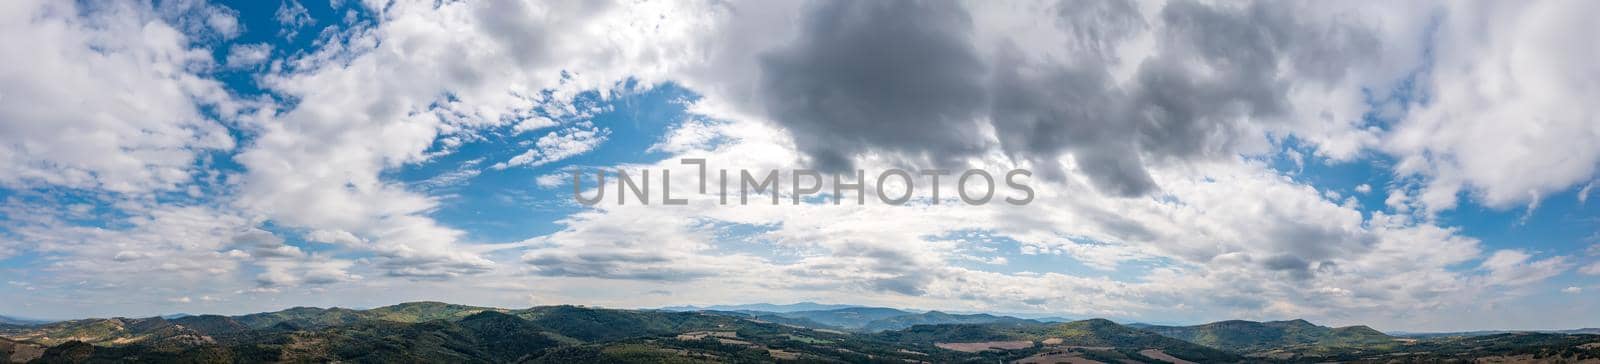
[509,112,1540,328]
[1385,1,1600,212]
[493,126,610,170]
[225,43,272,68]
[213,0,743,282]
[229,0,701,279]
[483,0,1593,329]
[1478,250,1570,287]
[0,0,236,193]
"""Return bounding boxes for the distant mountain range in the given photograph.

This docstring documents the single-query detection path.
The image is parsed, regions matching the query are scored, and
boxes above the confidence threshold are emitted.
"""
[0,316,49,327]
[669,305,1045,333]
[2,301,1598,363]
[657,302,862,313]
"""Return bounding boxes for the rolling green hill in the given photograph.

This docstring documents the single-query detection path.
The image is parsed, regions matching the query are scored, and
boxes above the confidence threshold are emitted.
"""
[169,315,252,337]
[0,337,45,363]
[1030,319,1239,362]
[1,317,207,348]
[6,302,1598,363]
[231,306,369,330]
[872,318,1237,363]
[1277,332,1600,362]
[1138,318,1398,353]
[14,304,944,363]
[365,301,498,323]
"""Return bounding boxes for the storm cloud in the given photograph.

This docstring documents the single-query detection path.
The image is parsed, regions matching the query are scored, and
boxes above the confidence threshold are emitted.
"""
[759,0,989,172]
[757,0,1379,196]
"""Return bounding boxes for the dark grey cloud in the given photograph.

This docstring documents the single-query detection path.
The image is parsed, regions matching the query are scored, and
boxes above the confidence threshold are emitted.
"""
[775,242,942,296]
[1054,0,1146,58]
[759,0,989,171]
[1262,212,1374,264]
[377,254,494,279]
[475,0,550,67]
[523,250,714,281]
[1262,254,1311,279]
[229,228,304,259]
[756,0,1379,196]
[989,48,1145,194]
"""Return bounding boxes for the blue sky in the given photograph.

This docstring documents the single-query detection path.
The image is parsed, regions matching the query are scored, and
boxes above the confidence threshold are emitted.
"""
[0,0,1597,332]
